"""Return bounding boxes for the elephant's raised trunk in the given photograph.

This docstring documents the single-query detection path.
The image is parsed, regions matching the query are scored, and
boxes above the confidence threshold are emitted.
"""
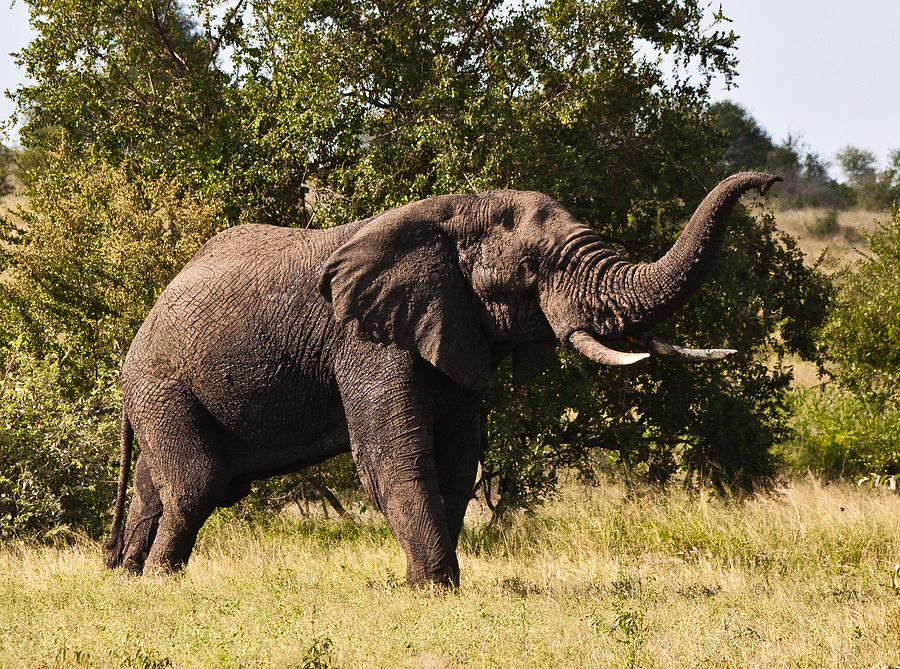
[597,172,780,334]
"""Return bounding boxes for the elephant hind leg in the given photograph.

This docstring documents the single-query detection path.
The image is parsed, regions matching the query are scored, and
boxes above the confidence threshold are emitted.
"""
[144,499,216,574]
[144,458,226,574]
[137,397,229,574]
[120,455,163,574]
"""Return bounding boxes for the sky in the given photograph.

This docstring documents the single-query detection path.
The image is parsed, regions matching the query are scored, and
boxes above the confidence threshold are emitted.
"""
[0,0,31,139]
[707,0,900,173]
[1,0,898,177]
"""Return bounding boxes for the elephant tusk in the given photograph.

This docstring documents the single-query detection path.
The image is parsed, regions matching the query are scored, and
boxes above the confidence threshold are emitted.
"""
[569,331,650,366]
[630,335,737,362]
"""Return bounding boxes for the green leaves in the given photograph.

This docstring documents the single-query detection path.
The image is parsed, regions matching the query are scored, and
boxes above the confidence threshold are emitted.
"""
[1,157,223,392]
[0,347,120,540]
[823,209,900,395]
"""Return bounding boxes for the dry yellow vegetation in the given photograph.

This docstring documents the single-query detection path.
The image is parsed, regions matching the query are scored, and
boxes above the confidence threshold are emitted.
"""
[1,478,899,668]
[775,207,885,272]
[771,207,890,387]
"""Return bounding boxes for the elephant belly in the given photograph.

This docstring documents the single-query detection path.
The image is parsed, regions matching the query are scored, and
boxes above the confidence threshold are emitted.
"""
[202,375,343,436]
[186,360,350,475]
[226,422,351,480]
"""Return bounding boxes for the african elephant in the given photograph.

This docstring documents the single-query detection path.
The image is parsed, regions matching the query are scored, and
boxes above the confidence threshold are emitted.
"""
[104,171,780,586]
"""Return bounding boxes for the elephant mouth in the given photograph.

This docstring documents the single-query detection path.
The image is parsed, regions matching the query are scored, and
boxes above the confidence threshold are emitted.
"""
[568,329,736,367]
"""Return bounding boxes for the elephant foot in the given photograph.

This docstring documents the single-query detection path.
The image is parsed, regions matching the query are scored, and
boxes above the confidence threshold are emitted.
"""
[406,559,460,590]
[120,554,147,575]
[142,559,186,576]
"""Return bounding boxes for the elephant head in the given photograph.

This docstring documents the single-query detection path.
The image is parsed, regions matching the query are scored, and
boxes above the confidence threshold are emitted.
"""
[320,172,780,388]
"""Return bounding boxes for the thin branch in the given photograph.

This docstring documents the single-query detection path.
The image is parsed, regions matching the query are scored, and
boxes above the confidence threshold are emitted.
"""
[452,0,498,73]
[149,0,187,75]
[311,478,347,517]
[207,0,248,64]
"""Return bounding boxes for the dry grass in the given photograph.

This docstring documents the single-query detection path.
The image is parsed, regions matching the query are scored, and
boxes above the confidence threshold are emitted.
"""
[774,208,885,273]
[772,207,889,387]
[1,478,899,667]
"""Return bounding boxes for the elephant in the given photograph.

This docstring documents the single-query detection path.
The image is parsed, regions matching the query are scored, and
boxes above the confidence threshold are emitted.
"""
[103,171,780,587]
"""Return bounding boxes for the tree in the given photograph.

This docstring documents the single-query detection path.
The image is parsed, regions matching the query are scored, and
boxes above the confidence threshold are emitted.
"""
[835,145,899,210]
[836,146,877,184]
[709,101,774,175]
[3,0,829,531]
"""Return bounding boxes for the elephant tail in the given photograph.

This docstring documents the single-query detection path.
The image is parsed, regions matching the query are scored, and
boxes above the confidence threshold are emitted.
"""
[103,411,133,569]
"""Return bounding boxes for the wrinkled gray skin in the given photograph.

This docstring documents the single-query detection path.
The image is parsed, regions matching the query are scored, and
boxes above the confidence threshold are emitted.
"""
[104,172,779,587]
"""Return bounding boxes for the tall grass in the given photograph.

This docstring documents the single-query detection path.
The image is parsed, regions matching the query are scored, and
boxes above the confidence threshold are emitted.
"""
[2,478,899,667]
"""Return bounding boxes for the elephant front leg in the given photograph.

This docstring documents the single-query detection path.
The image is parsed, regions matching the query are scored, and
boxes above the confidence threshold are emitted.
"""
[433,392,482,554]
[339,364,457,587]
[356,441,457,587]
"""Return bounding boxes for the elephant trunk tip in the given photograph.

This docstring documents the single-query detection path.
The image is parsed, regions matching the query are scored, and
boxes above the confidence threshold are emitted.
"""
[758,174,782,196]
[722,171,782,196]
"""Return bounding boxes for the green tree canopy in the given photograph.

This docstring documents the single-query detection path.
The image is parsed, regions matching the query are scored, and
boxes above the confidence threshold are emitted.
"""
[835,145,899,210]
[836,146,878,184]
[709,100,774,175]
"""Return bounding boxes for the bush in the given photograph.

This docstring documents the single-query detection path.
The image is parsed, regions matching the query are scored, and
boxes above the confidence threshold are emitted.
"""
[0,348,120,540]
[789,208,900,479]
[821,208,900,394]
[805,209,840,238]
[0,157,224,392]
[784,387,900,478]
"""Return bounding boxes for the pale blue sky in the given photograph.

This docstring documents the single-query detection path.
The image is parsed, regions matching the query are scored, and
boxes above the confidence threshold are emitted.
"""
[2,1,898,177]
[708,0,900,174]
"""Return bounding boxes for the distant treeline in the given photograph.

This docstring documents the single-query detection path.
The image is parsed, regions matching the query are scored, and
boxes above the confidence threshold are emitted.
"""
[711,101,900,210]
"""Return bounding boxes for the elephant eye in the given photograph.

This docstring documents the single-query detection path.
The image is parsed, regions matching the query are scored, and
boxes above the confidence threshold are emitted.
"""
[519,253,538,273]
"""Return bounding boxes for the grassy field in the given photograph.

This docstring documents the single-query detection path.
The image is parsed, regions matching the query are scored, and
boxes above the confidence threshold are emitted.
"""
[771,207,886,387]
[2,478,899,668]
[774,207,884,273]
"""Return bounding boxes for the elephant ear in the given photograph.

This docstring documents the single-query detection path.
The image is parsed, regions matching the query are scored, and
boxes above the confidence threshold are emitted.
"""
[319,212,492,390]
[512,341,558,386]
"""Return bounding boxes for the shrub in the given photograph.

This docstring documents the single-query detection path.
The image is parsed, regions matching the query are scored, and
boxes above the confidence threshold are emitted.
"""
[0,160,225,539]
[784,387,900,478]
[790,208,900,479]
[821,208,900,394]
[0,347,120,540]
[0,157,224,392]
[805,209,840,238]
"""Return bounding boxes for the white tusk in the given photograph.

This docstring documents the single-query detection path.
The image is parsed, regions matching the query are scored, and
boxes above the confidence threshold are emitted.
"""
[569,331,650,366]
[636,335,737,362]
